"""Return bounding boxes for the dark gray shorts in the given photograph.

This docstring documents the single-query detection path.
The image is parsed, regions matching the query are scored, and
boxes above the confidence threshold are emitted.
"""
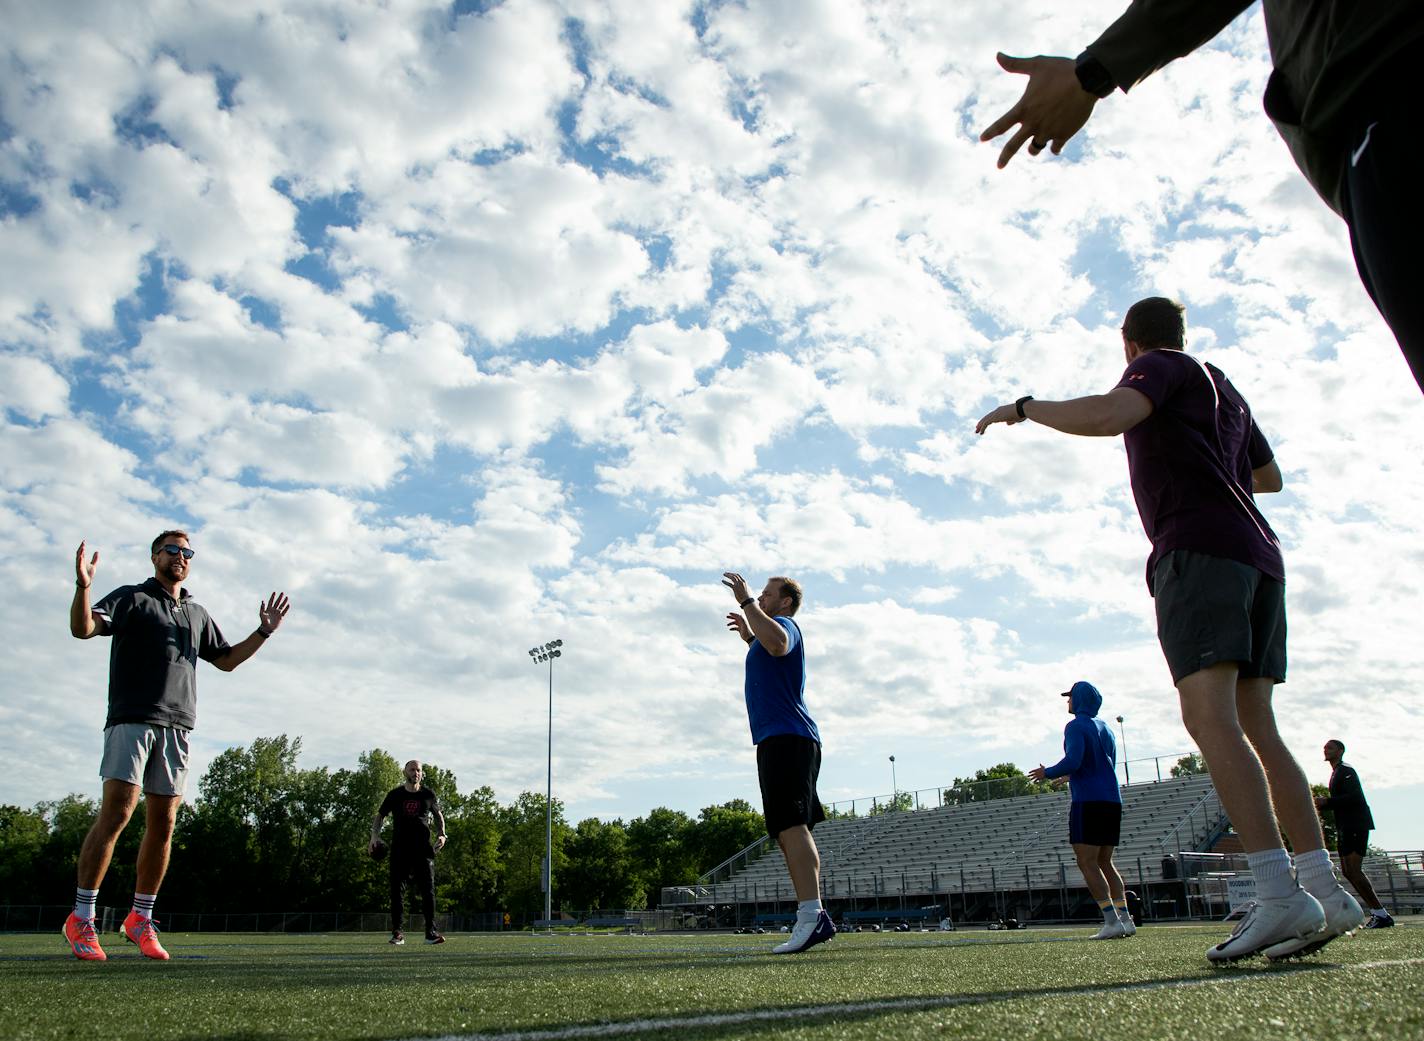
[1153,550,1286,685]
[100,724,191,797]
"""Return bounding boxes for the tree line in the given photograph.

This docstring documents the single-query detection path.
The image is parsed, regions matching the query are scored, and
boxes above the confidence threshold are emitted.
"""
[0,736,766,916]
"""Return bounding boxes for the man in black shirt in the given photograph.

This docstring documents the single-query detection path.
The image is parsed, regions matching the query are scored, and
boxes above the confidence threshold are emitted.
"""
[1317,740,1394,929]
[65,530,290,962]
[371,760,448,945]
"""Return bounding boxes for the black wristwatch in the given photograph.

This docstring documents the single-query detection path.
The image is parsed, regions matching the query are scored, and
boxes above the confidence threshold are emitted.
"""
[1074,51,1115,99]
[1015,395,1034,419]
[739,597,755,609]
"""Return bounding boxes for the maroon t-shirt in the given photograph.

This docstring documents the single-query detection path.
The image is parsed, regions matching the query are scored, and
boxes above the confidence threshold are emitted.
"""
[1116,349,1283,593]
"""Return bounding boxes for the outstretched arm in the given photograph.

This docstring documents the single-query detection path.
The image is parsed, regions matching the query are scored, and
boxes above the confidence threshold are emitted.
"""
[980,1,1253,169]
[976,387,1153,438]
[212,592,291,672]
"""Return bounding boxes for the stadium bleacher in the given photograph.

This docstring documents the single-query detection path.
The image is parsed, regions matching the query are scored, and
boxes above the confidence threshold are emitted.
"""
[667,775,1226,916]
[661,774,1423,924]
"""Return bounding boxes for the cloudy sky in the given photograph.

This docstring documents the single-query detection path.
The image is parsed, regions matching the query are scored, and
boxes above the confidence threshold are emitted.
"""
[4,0,1420,853]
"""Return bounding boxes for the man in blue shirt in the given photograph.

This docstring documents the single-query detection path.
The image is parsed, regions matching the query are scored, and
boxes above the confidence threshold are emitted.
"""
[724,571,834,955]
[1030,682,1131,939]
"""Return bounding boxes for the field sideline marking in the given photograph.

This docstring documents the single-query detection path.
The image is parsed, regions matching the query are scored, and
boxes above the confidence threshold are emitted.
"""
[396,957,1424,1041]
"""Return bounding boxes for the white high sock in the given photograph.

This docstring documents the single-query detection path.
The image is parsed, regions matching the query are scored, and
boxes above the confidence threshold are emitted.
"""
[1247,847,1295,900]
[74,888,99,921]
[1292,848,1338,899]
[132,892,157,919]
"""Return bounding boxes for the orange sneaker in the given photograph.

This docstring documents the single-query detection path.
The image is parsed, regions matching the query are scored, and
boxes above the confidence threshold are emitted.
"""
[62,913,107,962]
[121,911,170,961]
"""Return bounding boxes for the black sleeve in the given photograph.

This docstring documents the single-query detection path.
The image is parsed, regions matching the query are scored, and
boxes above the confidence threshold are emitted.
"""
[1247,420,1274,469]
[1085,0,1254,92]
[378,790,396,817]
[1324,767,1368,814]
[91,585,133,631]
[196,609,232,663]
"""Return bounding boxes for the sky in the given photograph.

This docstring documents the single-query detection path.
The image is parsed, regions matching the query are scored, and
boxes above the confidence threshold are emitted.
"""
[3,0,1421,854]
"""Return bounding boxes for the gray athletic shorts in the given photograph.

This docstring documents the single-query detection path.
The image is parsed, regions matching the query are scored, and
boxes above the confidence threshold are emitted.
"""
[100,724,191,797]
[1153,550,1287,685]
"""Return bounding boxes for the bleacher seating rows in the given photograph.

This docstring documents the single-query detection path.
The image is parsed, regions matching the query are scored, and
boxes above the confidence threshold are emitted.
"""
[706,774,1224,903]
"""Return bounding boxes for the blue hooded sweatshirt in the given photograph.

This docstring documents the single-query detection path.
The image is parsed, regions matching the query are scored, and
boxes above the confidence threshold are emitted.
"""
[1042,681,1120,804]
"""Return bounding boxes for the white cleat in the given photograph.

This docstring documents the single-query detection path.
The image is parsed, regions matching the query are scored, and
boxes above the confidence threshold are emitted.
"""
[1092,919,1129,940]
[772,910,836,954]
[1206,889,1324,964]
[1263,886,1364,961]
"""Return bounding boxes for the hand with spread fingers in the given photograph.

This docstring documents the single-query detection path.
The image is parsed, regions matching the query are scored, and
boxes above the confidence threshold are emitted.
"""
[726,612,752,643]
[980,53,1098,169]
[722,571,752,604]
[257,592,291,636]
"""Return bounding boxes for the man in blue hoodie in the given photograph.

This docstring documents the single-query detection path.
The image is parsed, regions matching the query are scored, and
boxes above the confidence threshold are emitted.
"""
[1030,681,1132,940]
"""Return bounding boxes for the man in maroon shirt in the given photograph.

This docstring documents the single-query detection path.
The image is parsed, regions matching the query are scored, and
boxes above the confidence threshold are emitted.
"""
[977,297,1363,963]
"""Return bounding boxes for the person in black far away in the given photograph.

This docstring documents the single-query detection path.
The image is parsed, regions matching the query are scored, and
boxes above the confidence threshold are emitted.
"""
[1317,740,1394,929]
[370,759,448,945]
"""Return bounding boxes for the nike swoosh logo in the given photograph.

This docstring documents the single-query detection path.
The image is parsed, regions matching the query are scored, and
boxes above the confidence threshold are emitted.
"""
[1351,123,1377,167]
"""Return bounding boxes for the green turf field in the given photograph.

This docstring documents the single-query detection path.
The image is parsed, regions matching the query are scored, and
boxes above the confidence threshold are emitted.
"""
[3,922,1421,1041]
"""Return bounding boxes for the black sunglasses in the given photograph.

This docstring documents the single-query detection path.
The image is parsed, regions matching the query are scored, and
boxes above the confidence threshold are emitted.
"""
[159,545,195,560]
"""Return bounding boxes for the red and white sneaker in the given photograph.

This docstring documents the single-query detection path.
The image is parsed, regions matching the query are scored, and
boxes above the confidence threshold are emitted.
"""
[121,911,170,961]
[62,913,107,962]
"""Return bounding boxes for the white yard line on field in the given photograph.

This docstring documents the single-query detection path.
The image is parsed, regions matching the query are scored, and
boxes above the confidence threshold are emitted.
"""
[395,956,1424,1041]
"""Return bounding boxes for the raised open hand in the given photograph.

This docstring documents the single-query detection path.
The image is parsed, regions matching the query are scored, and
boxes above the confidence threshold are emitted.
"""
[257,592,291,636]
[75,541,99,589]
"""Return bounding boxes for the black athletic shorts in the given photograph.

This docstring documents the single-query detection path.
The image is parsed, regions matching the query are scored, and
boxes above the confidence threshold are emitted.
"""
[1069,801,1122,846]
[756,734,826,838]
[1153,550,1286,685]
[1337,829,1370,859]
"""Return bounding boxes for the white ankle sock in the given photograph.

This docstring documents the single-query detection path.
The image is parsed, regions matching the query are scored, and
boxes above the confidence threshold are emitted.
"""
[132,892,157,919]
[797,899,822,919]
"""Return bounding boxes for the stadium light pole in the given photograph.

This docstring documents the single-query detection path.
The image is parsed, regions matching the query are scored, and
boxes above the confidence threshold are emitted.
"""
[889,755,897,804]
[528,638,563,924]
[1116,715,1130,785]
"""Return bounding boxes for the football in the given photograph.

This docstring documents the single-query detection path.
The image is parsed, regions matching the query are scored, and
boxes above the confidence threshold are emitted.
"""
[369,838,388,862]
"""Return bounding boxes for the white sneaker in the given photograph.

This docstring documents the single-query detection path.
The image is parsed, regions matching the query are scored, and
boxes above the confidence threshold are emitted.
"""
[1206,889,1325,964]
[1093,919,1128,940]
[772,910,836,954]
[1117,913,1137,937]
[1263,886,1364,961]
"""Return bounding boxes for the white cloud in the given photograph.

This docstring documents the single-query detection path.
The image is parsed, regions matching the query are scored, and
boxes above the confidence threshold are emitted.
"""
[0,0,1420,839]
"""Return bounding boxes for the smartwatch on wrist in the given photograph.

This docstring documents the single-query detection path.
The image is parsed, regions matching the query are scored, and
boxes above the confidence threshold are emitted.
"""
[739,597,755,609]
[1015,395,1034,419]
[1074,51,1115,99]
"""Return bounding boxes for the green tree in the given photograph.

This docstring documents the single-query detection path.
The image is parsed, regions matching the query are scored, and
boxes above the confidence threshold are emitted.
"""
[499,792,571,916]
[0,804,51,901]
[685,800,765,874]
[1171,753,1206,777]
[869,792,915,815]
[437,783,503,914]
[626,807,697,908]
[563,817,642,911]
[947,763,1051,803]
